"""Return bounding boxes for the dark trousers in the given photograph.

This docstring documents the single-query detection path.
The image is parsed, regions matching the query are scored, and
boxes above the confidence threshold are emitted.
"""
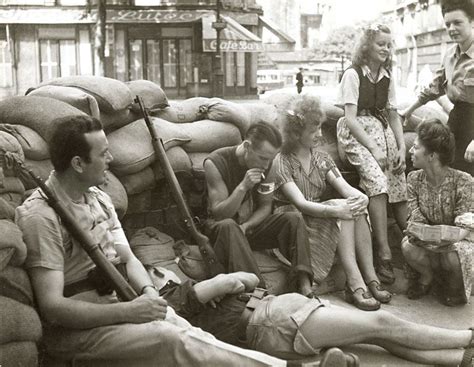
[448,102,474,175]
[204,212,313,288]
[297,83,303,94]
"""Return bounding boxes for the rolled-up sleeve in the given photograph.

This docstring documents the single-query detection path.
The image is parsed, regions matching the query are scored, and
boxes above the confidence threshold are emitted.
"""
[418,65,447,105]
[337,69,360,107]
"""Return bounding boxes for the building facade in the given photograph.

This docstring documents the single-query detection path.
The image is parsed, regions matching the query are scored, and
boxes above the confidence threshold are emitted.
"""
[381,0,452,90]
[0,0,264,99]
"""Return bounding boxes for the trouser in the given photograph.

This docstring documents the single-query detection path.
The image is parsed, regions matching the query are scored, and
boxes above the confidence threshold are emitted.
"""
[297,84,303,94]
[204,212,313,288]
[43,304,285,367]
[448,102,474,175]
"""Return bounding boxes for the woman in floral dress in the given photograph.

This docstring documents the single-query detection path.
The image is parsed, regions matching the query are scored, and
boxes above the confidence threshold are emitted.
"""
[271,94,391,311]
[336,23,407,284]
[402,119,473,306]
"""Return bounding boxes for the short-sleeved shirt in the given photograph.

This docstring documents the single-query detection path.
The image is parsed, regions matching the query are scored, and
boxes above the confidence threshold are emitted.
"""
[15,172,129,285]
[272,150,338,206]
[336,65,397,109]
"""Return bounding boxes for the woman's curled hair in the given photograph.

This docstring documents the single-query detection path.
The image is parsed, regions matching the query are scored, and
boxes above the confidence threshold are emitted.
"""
[416,119,455,165]
[281,95,325,154]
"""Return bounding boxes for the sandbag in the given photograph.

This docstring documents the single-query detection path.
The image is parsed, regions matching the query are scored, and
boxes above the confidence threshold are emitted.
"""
[397,100,449,132]
[188,152,208,176]
[173,240,207,281]
[201,98,251,135]
[130,226,176,264]
[0,124,49,160]
[320,100,344,127]
[127,189,153,214]
[154,97,209,123]
[180,119,242,153]
[27,85,101,119]
[0,219,27,270]
[0,265,34,306]
[0,96,86,141]
[100,108,137,132]
[261,92,298,111]
[0,177,25,196]
[38,75,133,113]
[98,172,128,220]
[127,79,169,110]
[0,341,38,367]
[119,166,156,196]
[0,130,24,178]
[0,196,15,220]
[20,159,53,190]
[245,103,280,126]
[152,146,192,179]
[0,296,42,343]
[107,117,191,176]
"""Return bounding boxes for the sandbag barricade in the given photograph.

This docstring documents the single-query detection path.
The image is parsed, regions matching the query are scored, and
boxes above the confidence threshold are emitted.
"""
[0,96,86,142]
[153,97,209,123]
[98,172,129,220]
[108,117,191,176]
[200,98,251,136]
[0,124,49,160]
[127,79,169,111]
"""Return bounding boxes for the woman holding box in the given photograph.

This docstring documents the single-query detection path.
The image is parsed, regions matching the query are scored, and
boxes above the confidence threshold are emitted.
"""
[402,119,473,306]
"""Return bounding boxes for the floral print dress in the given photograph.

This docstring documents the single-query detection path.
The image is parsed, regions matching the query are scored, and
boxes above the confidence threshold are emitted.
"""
[405,168,473,301]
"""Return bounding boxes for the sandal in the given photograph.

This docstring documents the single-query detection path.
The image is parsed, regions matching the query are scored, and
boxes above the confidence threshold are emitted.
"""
[318,347,360,367]
[367,280,392,303]
[376,259,396,285]
[406,281,431,300]
[345,286,380,311]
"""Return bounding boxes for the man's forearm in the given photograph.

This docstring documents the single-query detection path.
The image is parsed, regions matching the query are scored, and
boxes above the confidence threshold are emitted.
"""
[211,184,248,220]
[242,204,272,232]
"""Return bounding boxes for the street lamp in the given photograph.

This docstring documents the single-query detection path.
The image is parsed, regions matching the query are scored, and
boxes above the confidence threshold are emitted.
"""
[212,0,226,98]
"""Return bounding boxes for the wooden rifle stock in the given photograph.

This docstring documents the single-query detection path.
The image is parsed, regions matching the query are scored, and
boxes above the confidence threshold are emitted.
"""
[17,162,138,301]
[134,96,224,278]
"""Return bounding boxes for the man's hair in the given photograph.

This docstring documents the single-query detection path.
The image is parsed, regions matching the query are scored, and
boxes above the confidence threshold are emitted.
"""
[416,119,455,166]
[49,115,104,173]
[245,121,282,150]
[352,23,393,70]
[281,95,326,154]
[441,0,473,19]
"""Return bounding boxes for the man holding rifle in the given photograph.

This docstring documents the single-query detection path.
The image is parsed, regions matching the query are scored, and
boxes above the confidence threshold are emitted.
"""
[15,115,284,366]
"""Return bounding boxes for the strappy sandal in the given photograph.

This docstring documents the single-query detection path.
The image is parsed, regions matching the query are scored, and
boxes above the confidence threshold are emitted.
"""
[345,286,380,311]
[367,280,392,303]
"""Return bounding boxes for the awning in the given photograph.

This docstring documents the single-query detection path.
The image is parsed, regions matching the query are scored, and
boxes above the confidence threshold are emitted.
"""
[259,16,295,52]
[0,8,94,24]
[202,14,262,53]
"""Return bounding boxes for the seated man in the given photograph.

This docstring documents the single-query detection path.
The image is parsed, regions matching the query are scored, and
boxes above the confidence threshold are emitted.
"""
[151,267,474,367]
[15,115,283,366]
[203,121,313,296]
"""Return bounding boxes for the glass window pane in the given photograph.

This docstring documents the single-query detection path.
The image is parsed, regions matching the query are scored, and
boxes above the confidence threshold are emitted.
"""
[179,39,192,88]
[40,40,59,82]
[0,40,12,88]
[163,39,177,88]
[59,40,77,77]
[146,40,161,85]
[236,52,245,87]
[114,29,126,81]
[225,52,234,87]
[129,39,143,81]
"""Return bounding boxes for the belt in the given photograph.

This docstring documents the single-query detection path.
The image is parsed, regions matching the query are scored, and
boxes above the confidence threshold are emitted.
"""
[64,278,97,297]
[236,288,268,343]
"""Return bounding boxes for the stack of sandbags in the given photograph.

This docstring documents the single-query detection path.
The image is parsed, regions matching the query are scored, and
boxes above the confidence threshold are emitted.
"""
[127,79,169,112]
[29,76,136,132]
[153,97,208,123]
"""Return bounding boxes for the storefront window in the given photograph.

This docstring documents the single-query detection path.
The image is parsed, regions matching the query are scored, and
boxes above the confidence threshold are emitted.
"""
[225,52,234,87]
[0,32,13,88]
[179,39,192,88]
[225,52,245,87]
[146,40,161,85]
[39,39,77,81]
[129,39,143,80]
[236,52,245,87]
[163,39,177,88]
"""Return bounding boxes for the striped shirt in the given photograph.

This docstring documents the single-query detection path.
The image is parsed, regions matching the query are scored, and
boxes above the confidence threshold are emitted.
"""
[418,42,474,105]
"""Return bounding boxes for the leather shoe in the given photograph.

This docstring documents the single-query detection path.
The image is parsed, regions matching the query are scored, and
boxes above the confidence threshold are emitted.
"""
[320,347,360,367]
[367,280,392,303]
[345,286,380,311]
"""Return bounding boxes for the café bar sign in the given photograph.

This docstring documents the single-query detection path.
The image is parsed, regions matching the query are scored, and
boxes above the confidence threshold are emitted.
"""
[203,39,262,52]
[108,9,210,23]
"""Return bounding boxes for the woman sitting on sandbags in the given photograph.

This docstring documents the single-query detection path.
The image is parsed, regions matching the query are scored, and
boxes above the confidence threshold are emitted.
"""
[270,94,391,311]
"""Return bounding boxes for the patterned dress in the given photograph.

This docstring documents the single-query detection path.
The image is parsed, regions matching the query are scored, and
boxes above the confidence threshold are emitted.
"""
[405,168,473,301]
[336,65,407,203]
[272,150,343,284]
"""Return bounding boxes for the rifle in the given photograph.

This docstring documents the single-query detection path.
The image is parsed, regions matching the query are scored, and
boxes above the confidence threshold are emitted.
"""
[12,155,138,301]
[134,96,224,278]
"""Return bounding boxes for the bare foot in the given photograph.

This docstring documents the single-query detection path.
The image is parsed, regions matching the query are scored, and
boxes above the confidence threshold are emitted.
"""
[227,272,259,292]
[193,273,245,304]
